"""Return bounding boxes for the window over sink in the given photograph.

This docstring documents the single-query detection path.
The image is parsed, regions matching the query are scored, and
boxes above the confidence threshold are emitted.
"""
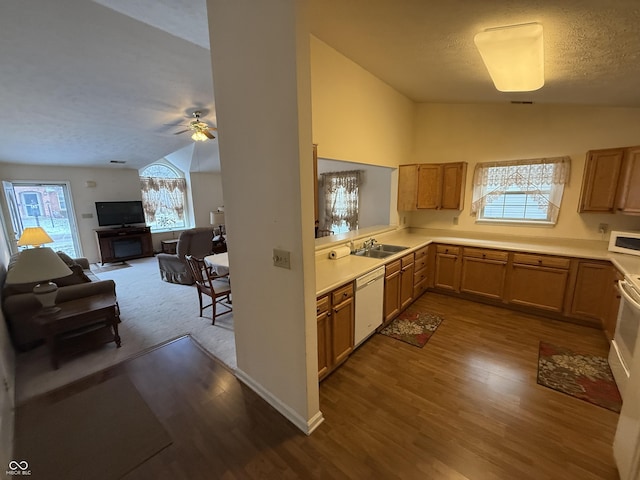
[470,156,571,225]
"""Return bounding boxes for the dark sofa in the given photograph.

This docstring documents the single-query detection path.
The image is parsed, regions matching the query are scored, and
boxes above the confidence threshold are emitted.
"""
[2,253,117,350]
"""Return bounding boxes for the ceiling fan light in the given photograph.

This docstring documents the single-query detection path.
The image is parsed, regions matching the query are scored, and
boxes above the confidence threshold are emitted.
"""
[191,131,208,142]
[474,22,544,92]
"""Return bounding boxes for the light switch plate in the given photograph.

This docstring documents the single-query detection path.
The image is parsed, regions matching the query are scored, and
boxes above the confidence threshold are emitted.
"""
[273,249,291,269]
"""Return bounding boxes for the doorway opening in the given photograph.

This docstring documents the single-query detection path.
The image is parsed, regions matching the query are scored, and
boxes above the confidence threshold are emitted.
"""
[2,181,82,257]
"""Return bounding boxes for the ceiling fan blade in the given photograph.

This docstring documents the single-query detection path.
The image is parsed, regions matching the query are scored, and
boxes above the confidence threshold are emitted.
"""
[204,129,215,139]
[173,129,190,135]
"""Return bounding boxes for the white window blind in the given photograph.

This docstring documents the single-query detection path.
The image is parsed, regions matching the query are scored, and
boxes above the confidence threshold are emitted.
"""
[470,156,571,224]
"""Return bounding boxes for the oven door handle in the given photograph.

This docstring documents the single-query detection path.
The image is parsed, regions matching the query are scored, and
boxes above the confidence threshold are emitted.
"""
[619,279,640,312]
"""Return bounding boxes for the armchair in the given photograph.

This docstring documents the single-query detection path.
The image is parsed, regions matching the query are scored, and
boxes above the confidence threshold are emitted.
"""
[157,228,216,285]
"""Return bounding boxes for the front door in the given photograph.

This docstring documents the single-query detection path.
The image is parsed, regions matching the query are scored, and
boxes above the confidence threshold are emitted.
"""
[2,181,82,257]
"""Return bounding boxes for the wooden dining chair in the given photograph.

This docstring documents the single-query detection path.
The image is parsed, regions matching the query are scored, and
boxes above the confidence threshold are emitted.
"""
[185,255,232,324]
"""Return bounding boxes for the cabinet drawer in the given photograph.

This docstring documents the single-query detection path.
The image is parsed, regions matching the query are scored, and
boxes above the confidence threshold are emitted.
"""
[331,283,354,305]
[316,295,329,315]
[386,259,401,276]
[414,268,428,285]
[512,253,570,269]
[401,253,415,268]
[414,278,428,298]
[414,255,427,272]
[463,247,508,262]
[414,246,429,261]
[436,245,459,255]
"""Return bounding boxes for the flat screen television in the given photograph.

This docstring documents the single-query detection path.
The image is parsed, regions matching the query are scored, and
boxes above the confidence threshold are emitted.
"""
[95,201,146,227]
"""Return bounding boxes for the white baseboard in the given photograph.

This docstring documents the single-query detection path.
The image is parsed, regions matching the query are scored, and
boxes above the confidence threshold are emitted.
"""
[234,368,324,435]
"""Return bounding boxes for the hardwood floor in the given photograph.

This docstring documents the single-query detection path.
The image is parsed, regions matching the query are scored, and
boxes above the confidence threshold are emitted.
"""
[16,292,619,479]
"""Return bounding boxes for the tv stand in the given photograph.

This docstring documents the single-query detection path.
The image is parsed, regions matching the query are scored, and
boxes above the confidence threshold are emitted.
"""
[95,227,153,265]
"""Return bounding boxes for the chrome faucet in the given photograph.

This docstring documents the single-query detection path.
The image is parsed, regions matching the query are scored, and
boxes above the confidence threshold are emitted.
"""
[363,237,377,251]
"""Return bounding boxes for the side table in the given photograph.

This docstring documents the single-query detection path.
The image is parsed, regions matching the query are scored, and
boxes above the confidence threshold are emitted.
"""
[35,293,121,369]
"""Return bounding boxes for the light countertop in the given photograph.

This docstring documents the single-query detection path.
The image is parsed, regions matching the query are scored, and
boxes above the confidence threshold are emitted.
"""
[315,227,640,296]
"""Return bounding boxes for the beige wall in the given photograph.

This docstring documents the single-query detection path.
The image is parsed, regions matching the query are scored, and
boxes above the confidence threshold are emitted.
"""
[410,103,640,240]
[310,36,414,168]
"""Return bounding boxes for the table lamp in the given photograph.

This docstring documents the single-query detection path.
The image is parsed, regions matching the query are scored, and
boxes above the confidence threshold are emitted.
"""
[5,227,72,314]
[210,210,226,238]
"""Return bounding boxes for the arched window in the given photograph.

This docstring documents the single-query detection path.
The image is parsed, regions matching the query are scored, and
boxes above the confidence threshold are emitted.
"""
[140,163,188,231]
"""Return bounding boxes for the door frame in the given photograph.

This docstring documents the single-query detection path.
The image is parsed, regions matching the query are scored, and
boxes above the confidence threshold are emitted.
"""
[1,180,83,257]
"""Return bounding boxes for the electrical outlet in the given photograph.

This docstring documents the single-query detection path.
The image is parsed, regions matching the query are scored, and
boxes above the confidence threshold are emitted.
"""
[81,213,93,219]
[598,223,609,234]
[273,249,291,269]
[452,216,459,225]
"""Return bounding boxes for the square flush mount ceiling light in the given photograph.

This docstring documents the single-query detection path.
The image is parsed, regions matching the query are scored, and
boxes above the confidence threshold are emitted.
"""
[474,22,544,92]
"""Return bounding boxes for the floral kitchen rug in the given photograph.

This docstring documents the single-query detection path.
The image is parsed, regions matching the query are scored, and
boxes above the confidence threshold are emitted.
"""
[537,341,622,413]
[379,308,443,348]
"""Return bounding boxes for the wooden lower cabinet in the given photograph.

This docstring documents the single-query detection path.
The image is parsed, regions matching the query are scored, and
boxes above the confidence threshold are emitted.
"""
[506,254,570,313]
[460,248,508,300]
[399,253,415,310]
[384,260,401,323]
[317,283,354,381]
[433,245,460,292]
[316,296,330,379]
[413,246,429,298]
[383,252,415,326]
[566,261,615,326]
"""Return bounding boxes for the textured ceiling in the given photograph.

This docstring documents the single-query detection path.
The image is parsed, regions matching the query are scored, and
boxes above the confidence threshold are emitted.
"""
[0,0,639,171]
[309,0,640,105]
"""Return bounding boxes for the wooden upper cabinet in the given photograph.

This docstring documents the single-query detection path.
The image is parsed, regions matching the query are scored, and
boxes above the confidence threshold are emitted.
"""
[617,147,640,214]
[398,162,467,211]
[398,165,419,211]
[578,146,640,214]
[440,163,467,209]
[416,164,442,209]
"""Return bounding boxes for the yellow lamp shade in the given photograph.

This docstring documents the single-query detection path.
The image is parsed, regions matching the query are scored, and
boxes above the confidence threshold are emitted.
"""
[17,227,53,247]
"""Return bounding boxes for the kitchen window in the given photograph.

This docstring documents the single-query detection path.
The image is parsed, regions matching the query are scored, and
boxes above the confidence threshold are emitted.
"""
[321,170,361,234]
[471,156,571,224]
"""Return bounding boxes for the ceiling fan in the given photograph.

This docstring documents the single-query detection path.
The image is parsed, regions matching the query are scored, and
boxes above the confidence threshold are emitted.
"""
[174,111,216,141]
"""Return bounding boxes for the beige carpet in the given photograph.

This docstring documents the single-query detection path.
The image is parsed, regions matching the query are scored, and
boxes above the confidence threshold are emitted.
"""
[90,262,131,273]
[15,256,237,403]
[15,375,171,480]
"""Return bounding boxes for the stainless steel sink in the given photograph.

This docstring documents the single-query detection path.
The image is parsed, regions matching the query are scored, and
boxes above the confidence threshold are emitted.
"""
[353,249,395,259]
[371,244,409,253]
[352,244,408,258]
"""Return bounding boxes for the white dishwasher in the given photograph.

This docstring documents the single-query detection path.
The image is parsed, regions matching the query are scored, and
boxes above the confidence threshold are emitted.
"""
[354,266,386,347]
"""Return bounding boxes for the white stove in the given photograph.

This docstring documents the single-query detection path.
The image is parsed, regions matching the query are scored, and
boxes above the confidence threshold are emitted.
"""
[610,274,640,395]
[613,274,640,480]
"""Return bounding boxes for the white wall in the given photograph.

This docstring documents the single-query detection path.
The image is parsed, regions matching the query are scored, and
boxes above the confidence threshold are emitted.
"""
[0,224,14,470]
[208,0,321,433]
[317,158,393,229]
[189,171,224,228]
[410,103,640,240]
[0,163,225,258]
[0,163,142,262]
